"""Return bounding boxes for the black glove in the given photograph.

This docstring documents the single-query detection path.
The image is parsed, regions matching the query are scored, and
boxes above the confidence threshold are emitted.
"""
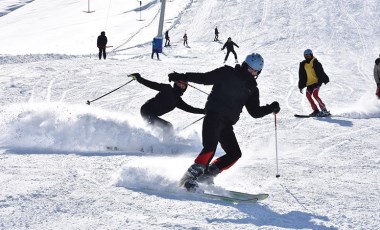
[269,101,280,114]
[129,73,141,82]
[377,83,380,88]
[168,72,184,82]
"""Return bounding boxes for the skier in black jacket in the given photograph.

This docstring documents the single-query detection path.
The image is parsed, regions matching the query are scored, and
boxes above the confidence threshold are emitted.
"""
[221,37,239,63]
[129,73,205,132]
[97,31,108,60]
[168,53,280,191]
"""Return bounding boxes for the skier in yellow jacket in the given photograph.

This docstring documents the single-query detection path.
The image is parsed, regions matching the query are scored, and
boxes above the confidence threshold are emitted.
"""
[298,49,330,117]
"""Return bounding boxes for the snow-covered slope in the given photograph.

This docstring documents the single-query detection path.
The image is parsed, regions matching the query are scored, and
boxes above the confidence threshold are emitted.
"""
[0,0,379,229]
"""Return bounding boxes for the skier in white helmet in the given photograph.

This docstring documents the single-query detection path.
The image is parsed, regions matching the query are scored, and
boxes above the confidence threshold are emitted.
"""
[168,53,280,192]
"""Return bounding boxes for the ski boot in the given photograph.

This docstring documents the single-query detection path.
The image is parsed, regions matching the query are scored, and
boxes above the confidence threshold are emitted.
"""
[179,163,206,192]
[197,164,219,185]
[318,108,331,117]
[309,109,320,117]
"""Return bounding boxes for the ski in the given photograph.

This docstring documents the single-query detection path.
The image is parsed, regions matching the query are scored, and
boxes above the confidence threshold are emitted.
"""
[202,190,268,204]
[294,114,311,118]
[294,114,332,118]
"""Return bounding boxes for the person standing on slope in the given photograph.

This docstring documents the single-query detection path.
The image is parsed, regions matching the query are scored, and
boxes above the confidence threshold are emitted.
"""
[214,27,219,41]
[221,37,239,63]
[168,53,280,191]
[183,32,188,46]
[164,30,170,47]
[298,49,330,116]
[374,55,380,99]
[97,31,108,60]
[129,73,205,134]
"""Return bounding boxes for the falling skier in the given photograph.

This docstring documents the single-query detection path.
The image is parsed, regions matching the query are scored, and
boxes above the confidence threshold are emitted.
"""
[298,49,330,117]
[129,73,205,134]
[168,53,280,192]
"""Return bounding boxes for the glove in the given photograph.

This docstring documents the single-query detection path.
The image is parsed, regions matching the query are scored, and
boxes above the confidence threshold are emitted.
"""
[299,89,303,94]
[168,72,184,82]
[129,73,141,81]
[269,101,280,114]
[377,83,380,88]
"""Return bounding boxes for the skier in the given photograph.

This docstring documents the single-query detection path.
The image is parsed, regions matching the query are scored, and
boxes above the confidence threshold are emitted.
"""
[97,31,108,60]
[221,37,239,63]
[374,55,380,99]
[164,30,170,47]
[183,32,188,46]
[298,49,330,116]
[168,53,281,191]
[129,73,205,133]
[214,27,219,41]
[151,38,160,60]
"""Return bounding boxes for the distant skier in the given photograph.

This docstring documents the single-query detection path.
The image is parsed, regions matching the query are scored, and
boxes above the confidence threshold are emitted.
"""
[151,38,160,60]
[214,27,219,41]
[164,30,170,47]
[298,49,330,116]
[374,55,380,99]
[183,32,188,46]
[168,53,280,191]
[129,73,205,133]
[97,31,108,60]
[221,37,239,63]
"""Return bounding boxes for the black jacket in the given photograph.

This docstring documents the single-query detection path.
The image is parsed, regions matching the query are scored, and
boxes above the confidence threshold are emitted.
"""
[222,41,239,51]
[137,76,204,116]
[298,58,329,90]
[97,34,107,48]
[179,65,273,124]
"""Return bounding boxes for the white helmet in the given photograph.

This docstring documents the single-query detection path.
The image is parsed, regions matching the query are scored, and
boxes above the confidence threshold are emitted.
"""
[244,53,264,71]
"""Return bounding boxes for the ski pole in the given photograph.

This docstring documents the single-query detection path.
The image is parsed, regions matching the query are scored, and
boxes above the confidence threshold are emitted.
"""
[181,115,205,130]
[188,84,209,95]
[86,77,134,105]
[274,113,280,178]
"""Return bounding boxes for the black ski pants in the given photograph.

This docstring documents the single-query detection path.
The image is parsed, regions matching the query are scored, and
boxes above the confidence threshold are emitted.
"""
[224,49,237,61]
[98,47,106,60]
[140,105,173,131]
[194,112,242,173]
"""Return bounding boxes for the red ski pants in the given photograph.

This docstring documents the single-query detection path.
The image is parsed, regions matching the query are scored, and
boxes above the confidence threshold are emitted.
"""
[306,84,326,111]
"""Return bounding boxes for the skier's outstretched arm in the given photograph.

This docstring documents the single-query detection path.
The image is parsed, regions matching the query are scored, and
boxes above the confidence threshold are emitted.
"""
[168,67,226,85]
[245,88,280,118]
[131,73,167,91]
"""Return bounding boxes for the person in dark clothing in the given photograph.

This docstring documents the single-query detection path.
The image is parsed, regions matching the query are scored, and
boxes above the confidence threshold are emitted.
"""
[168,53,281,191]
[164,30,170,47]
[221,37,239,63]
[298,49,330,116]
[374,55,380,99]
[214,27,219,41]
[129,73,205,133]
[183,32,188,46]
[97,31,108,60]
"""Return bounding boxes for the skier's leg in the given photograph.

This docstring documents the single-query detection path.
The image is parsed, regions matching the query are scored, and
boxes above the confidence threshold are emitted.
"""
[194,113,223,166]
[232,50,238,60]
[306,88,318,112]
[180,113,223,190]
[311,87,326,110]
[224,51,230,61]
[103,48,106,59]
[211,124,241,173]
[98,48,102,60]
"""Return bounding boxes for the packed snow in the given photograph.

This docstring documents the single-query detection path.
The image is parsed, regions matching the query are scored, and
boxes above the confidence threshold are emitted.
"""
[0,0,379,229]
